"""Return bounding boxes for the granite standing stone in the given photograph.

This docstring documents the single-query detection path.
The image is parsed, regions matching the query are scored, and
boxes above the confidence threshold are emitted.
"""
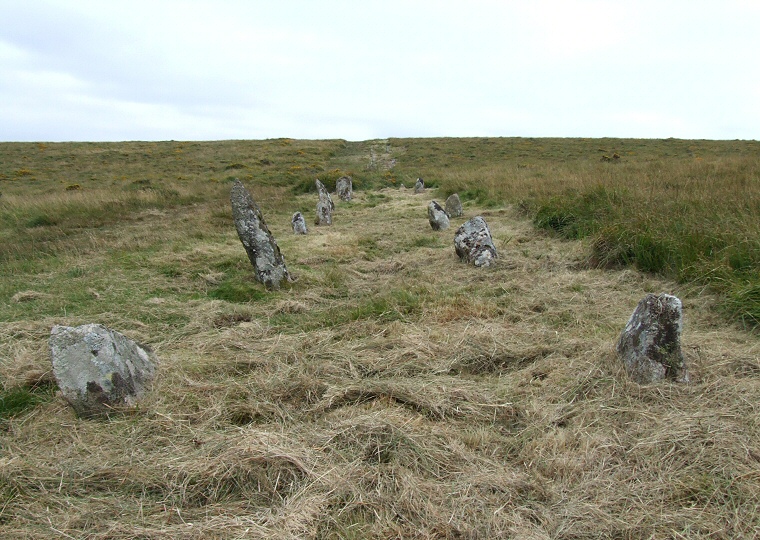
[316,179,335,210]
[617,293,689,384]
[292,212,308,234]
[315,199,332,226]
[50,323,156,418]
[428,200,450,230]
[230,179,290,289]
[454,216,498,267]
[445,193,463,218]
[414,177,425,193]
[335,176,353,202]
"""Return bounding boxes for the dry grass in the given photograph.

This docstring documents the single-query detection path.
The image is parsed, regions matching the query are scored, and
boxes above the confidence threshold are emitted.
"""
[0,140,759,538]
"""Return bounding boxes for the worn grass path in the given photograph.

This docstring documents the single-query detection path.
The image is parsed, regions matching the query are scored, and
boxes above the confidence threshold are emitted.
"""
[1,185,759,538]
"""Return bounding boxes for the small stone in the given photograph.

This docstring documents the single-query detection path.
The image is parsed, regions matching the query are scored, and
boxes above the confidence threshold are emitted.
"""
[230,179,290,289]
[445,193,463,218]
[454,216,497,267]
[617,293,689,384]
[414,177,425,193]
[428,201,450,230]
[335,176,353,202]
[50,323,157,418]
[292,212,308,234]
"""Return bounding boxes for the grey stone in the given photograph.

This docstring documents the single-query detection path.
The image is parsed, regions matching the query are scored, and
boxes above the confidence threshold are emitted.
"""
[414,177,425,193]
[617,293,689,384]
[292,212,307,234]
[230,179,290,289]
[50,323,156,418]
[315,179,334,210]
[315,199,332,226]
[335,176,353,202]
[445,193,463,218]
[454,216,497,267]
[428,200,450,230]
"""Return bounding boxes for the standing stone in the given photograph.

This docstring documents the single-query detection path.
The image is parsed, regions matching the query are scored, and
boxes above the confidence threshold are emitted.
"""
[445,193,463,218]
[315,179,334,210]
[230,179,290,289]
[335,176,353,202]
[454,216,498,267]
[414,177,425,193]
[617,293,689,384]
[50,323,156,418]
[315,199,332,226]
[292,212,307,235]
[428,201,450,230]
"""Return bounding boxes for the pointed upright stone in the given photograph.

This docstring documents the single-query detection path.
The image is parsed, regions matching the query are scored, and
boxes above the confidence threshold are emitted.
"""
[454,216,497,267]
[230,179,290,289]
[617,293,689,384]
[315,179,334,210]
[414,177,425,194]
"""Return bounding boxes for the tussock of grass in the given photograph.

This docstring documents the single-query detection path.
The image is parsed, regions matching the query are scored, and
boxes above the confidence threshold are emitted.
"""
[0,139,758,537]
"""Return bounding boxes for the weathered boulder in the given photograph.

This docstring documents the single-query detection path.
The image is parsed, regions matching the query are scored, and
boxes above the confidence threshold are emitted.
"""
[292,212,307,234]
[50,323,156,418]
[315,179,334,210]
[454,216,497,267]
[617,293,689,384]
[428,201,450,230]
[445,193,463,218]
[335,176,353,202]
[414,177,425,193]
[315,199,332,226]
[230,179,290,289]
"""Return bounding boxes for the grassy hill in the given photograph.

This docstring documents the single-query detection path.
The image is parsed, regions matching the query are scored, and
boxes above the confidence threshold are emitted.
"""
[0,138,758,538]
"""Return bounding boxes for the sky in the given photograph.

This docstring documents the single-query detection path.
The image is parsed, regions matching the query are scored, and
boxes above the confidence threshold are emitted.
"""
[1,0,759,142]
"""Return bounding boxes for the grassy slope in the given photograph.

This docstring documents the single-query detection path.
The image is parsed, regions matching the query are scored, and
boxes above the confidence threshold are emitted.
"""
[0,138,758,538]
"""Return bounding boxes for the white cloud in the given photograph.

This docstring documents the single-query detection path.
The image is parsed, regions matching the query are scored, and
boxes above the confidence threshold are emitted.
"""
[0,0,758,141]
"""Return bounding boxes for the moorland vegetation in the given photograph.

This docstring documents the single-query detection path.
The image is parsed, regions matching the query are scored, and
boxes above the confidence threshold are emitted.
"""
[0,138,758,538]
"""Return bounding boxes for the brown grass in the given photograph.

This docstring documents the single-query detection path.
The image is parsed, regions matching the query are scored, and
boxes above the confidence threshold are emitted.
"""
[0,140,758,538]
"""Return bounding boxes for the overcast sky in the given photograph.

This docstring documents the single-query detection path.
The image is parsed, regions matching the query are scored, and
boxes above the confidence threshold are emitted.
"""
[1,1,758,142]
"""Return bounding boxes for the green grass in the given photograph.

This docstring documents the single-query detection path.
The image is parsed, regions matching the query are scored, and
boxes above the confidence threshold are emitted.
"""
[0,384,55,422]
[2,138,759,327]
[0,139,759,537]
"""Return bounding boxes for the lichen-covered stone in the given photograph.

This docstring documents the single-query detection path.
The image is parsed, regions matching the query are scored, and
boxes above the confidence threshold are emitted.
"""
[617,293,689,384]
[292,212,307,234]
[315,199,332,226]
[335,176,353,202]
[414,177,425,194]
[445,193,463,218]
[230,179,290,289]
[315,179,334,210]
[428,200,450,230]
[454,216,497,267]
[50,324,156,418]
